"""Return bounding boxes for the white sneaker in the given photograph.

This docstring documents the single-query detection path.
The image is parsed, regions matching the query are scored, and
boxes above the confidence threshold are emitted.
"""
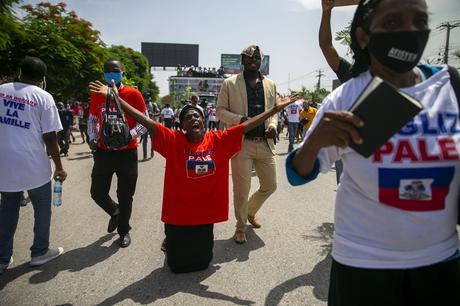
[30,247,64,267]
[0,257,13,274]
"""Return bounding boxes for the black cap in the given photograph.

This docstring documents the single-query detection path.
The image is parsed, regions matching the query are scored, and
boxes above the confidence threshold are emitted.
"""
[179,104,204,124]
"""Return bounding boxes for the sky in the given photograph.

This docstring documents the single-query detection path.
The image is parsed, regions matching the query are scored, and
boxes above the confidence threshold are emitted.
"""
[20,0,460,96]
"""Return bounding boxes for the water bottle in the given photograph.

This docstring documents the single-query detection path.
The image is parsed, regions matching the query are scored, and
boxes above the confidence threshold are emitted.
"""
[53,179,62,207]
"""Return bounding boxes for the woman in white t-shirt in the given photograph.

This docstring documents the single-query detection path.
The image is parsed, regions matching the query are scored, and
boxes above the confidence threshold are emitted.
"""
[286,0,459,305]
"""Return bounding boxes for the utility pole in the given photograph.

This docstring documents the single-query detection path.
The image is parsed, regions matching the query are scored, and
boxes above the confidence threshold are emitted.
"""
[315,69,325,91]
[438,21,460,64]
[288,73,291,92]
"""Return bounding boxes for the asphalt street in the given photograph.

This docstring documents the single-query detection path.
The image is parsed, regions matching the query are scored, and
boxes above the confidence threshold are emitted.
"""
[0,133,342,306]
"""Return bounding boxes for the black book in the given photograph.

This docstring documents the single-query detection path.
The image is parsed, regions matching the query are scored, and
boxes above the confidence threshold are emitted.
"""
[349,76,423,158]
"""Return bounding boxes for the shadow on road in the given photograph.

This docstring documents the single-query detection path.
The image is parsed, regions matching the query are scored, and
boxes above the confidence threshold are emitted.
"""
[264,223,334,305]
[95,228,264,305]
[0,234,118,289]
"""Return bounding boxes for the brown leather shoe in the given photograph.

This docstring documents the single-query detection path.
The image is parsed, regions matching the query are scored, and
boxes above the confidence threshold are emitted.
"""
[248,215,261,228]
[233,229,247,244]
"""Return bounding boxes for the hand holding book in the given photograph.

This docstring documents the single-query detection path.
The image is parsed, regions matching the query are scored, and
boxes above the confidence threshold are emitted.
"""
[348,76,423,157]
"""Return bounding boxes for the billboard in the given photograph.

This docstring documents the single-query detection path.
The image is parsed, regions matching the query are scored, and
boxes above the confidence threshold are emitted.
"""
[141,42,199,67]
[221,54,270,75]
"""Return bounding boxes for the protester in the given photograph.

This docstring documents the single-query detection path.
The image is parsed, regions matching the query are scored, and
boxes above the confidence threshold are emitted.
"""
[286,99,303,153]
[319,0,352,84]
[0,56,67,273]
[78,102,90,144]
[299,100,318,137]
[88,58,147,248]
[141,98,153,161]
[207,104,218,131]
[319,0,354,183]
[217,45,279,244]
[57,102,73,156]
[287,0,460,305]
[89,79,297,273]
[161,104,174,129]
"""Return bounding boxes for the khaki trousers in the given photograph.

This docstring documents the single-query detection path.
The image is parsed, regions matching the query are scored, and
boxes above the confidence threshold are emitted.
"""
[231,139,277,230]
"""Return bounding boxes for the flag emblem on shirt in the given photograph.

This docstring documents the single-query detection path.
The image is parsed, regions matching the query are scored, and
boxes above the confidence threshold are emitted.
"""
[378,167,454,211]
[187,160,215,179]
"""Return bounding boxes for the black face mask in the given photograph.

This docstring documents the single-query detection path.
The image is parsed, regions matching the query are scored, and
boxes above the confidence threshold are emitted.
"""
[368,30,430,73]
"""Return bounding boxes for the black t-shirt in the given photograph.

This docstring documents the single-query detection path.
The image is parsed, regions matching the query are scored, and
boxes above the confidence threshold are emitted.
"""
[245,79,265,138]
[336,58,352,84]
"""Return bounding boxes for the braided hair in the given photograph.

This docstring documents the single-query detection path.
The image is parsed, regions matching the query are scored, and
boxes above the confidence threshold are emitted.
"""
[350,0,382,77]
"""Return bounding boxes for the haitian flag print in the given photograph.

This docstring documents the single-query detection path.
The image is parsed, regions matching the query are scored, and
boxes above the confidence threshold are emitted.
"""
[378,167,454,211]
[186,159,216,179]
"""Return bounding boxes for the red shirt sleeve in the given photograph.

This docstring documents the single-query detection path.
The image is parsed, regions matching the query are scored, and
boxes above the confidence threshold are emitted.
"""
[89,93,101,116]
[130,89,147,113]
[214,124,244,158]
[152,123,176,157]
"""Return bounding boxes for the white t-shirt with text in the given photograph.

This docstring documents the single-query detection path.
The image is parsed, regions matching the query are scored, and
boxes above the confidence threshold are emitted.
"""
[286,100,303,123]
[304,66,460,269]
[0,82,62,191]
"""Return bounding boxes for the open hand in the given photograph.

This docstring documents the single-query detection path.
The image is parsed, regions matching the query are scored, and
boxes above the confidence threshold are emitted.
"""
[89,80,118,96]
[275,92,301,112]
[322,0,334,11]
[309,111,363,149]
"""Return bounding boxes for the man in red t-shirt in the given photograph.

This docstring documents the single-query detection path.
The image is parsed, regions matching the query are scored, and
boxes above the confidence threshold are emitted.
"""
[87,59,147,248]
[89,79,298,272]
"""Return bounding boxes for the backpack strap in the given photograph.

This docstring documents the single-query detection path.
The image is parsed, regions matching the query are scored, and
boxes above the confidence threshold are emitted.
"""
[448,66,460,226]
[447,65,460,108]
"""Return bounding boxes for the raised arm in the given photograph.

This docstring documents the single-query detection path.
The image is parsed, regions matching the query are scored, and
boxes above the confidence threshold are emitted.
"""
[89,80,158,136]
[319,0,341,72]
[242,94,299,134]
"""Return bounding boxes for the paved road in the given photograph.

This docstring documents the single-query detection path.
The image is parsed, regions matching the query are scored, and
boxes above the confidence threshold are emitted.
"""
[1,133,339,306]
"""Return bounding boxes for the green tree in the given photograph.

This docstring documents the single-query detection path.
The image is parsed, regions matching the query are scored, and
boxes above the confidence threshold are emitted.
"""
[335,22,352,55]
[106,45,159,100]
[0,2,106,100]
[21,2,106,100]
[296,86,330,104]
[0,0,23,51]
[0,0,25,83]
[0,2,159,102]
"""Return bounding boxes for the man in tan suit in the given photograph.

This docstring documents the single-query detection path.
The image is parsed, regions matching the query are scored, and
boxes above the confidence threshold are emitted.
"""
[217,45,278,244]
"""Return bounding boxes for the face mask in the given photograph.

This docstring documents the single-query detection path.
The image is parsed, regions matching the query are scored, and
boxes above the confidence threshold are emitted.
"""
[367,30,430,73]
[104,72,123,85]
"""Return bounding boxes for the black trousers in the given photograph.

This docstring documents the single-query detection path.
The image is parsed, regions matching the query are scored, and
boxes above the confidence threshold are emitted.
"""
[57,129,70,154]
[328,257,460,306]
[90,149,138,235]
[164,118,173,129]
[164,223,214,273]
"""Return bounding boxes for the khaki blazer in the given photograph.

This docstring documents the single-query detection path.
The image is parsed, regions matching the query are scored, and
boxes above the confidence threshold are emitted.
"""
[216,73,278,152]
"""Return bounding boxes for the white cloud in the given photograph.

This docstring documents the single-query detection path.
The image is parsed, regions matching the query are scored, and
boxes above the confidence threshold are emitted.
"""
[288,0,322,11]
[288,0,358,12]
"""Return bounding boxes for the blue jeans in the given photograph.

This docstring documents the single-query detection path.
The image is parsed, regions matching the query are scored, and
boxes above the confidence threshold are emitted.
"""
[288,122,298,151]
[0,181,52,263]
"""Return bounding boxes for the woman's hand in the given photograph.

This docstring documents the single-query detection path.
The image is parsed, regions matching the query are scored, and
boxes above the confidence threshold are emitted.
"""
[322,0,334,12]
[308,111,363,150]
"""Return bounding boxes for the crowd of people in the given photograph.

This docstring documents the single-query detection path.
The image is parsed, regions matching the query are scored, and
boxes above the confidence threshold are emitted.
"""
[0,0,459,305]
[176,65,225,78]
